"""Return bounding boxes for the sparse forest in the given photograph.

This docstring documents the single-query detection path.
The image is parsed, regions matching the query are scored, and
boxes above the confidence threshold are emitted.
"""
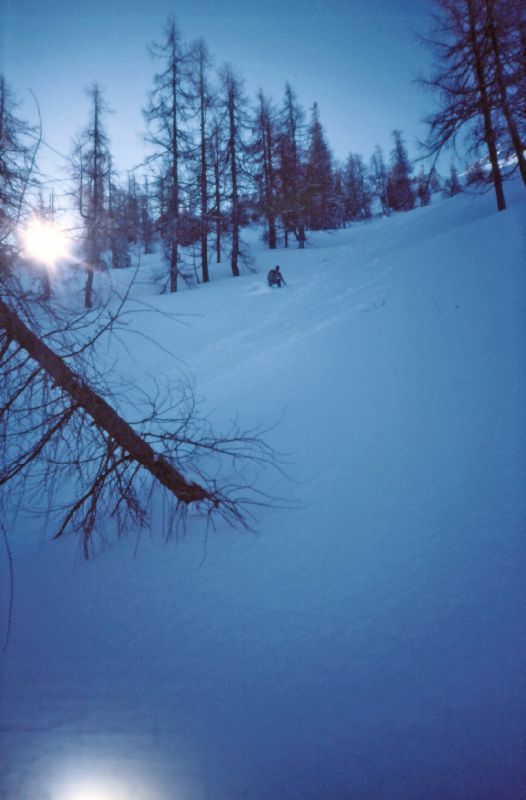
[4,2,525,297]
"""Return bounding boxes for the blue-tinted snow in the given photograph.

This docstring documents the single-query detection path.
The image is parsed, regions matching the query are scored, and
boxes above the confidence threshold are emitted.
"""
[1,181,525,800]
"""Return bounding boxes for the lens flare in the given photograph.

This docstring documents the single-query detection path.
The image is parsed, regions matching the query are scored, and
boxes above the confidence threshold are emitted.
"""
[22,218,69,267]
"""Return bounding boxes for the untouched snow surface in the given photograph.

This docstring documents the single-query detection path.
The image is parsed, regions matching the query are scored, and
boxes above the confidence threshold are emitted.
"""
[1,183,526,800]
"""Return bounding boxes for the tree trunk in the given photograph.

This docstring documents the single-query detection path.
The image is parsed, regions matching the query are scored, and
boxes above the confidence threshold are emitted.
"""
[298,222,305,249]
[268,217,277,249]
[486,0,526,186]
[467,0,506,211]
[41,270,51,301]
[214,152,221,263]
[228,87,240,278]
[0,297,211,505]
[84,269,94,309]
[169,238,178,293]
[199,68,209,283]
[170,45,180,292]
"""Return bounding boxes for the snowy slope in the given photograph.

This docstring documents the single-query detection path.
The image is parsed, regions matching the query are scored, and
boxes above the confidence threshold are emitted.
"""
[1,182,525,800]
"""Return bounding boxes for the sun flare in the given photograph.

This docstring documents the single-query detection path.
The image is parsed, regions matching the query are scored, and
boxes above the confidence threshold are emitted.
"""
[22,218,69,267]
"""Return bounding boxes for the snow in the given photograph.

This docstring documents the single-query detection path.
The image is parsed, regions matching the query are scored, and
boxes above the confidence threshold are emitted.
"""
[1,182,526,800]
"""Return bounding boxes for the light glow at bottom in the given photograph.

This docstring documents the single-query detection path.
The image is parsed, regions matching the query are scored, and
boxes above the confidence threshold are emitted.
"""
[51,763,165,800]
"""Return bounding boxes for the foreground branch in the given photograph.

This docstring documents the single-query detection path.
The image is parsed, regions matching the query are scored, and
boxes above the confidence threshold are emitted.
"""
[0,296,212,505]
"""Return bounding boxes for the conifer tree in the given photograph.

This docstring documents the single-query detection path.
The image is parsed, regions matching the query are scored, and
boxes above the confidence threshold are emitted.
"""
[420,0,514,210]
[331,165,347,229]
[305,102,334,230]
[221,64,247,277]
[416,166,432,206]
[35,191,55,298]
[387,129,415,211]
[140,176,156,255]
[444,163,463,196]
[277,83,306,248]
[483,0,526,185]
[189,39,214,282]
[72,84,112,308]
[253,90,278,249]
[369,145,389,216]
[208,116,227,264]
[344,153,371,221]
[107,169,131,269]
[125,173,141,246]
[0,76,38,275]
[144,18,190,292]
[465,157,487,185]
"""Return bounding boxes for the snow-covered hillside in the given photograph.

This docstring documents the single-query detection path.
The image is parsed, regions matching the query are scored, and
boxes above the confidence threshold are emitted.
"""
[1,182,525,800]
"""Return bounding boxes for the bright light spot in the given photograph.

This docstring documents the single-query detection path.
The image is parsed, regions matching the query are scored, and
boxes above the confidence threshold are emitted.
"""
[22,218,69,267]
[50,758,168,800]
[54,774,153,800]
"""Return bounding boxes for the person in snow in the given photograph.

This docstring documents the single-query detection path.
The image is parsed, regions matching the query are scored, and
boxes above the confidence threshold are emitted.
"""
[267,265,286,288]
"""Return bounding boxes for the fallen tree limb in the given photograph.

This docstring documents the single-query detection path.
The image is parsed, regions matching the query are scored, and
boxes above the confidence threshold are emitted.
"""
[0,296,211,505]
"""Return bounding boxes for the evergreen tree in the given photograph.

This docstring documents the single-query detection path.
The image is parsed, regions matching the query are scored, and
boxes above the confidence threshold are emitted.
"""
[387,129,415,211]
[482,0,526,185]
[369,145,389,216]
[416,166,432,206]
[107,170,131,269]
[277,83,306,248]
[125,173,141,246]
[429,166,442,194]
[36,191,55,298]
[220,64,248,277]
[188,39,214,282]
[305,102,334,230]
[444,163,463,196]
[331,165,346,229]
[253,90,278,249]
[72,84,112,308]
[465,157,487,185]
[139,176,156,254]
[144,18,190,292]
[343,152,371,221]
[208,115,227,264]
[420,0,512,210]
[0,76,37,275]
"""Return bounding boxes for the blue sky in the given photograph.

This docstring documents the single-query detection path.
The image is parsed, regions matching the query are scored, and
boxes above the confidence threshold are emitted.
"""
[1,0,434,190]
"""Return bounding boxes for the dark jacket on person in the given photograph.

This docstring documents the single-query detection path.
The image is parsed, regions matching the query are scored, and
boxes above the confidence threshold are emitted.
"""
[267,266,286,287]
